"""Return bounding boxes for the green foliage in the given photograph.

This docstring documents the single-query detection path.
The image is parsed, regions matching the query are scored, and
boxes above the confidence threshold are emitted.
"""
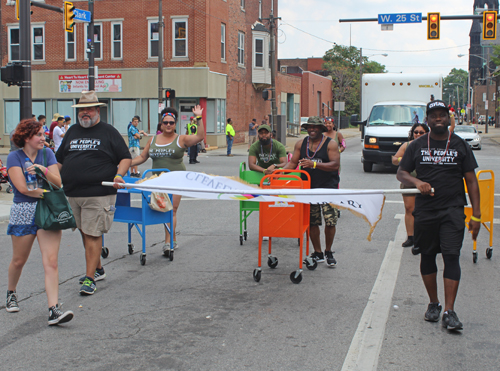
[442,68,468,110]
[323,45,386,116]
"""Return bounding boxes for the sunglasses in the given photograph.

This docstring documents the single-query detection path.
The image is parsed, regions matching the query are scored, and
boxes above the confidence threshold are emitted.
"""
[414,130,426,135]
[162,121,175,126]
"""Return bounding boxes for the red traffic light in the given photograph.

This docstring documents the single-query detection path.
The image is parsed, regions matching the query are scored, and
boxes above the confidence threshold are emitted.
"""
[427,12,440,40]
[165,89,176,99]
[483,11,497,40]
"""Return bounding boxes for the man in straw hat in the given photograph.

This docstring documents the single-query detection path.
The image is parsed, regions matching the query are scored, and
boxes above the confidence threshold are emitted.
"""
[56,91,131,295]
[284,116,341,268]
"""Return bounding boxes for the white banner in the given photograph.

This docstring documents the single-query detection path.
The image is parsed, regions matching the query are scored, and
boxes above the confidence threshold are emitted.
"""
[109,172,394,240]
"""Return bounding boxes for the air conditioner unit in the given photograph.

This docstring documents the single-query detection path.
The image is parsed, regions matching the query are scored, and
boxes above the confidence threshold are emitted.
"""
[280,66,287,74]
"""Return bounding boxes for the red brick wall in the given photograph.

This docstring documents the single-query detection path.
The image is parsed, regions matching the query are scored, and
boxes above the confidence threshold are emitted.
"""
[301,72,332,118]
[307,58,324,72]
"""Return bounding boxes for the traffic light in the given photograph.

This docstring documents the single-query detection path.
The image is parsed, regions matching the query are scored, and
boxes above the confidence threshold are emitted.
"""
[262,89,269,100]
[15,0,19,20]
[427,12,440,40]
[64,2,76,33]
[165,89,176,99]
[1,62,24,86]
[483,11,497,40]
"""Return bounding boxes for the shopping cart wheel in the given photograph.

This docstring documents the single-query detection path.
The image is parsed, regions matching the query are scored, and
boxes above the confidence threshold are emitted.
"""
[239,235,243,245]
[169,250,174,261]
[140,253,146,266]
[244,231,248,241]
[163,249,170,258]
[473,251,478,264]
[486,248,493,259]
[304,257,317,270]
[267,256,278,269]
[289,270,302,284]
[253,269,261,282]
[101,247,109,259]
[6,185,13,194]
[128,243,134,255]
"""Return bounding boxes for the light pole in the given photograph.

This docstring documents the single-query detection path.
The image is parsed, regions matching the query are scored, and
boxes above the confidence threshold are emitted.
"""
[359,50,388,118]
[449,82,464,120]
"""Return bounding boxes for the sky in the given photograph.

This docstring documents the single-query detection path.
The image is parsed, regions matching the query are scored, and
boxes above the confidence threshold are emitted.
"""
[277,0,478,76]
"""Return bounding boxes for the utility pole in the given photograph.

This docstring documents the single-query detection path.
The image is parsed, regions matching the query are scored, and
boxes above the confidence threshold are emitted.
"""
[158,0,164,123]
[485,53,490,134]
[87,0,95,90]
[19,0,32,119]
[359,47,362,119]
[263,11,280,131]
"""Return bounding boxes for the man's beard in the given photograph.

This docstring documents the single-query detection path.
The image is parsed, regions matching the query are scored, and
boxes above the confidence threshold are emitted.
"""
[259,137,271,145]
[431,125,448,135]
[79,115,98,128]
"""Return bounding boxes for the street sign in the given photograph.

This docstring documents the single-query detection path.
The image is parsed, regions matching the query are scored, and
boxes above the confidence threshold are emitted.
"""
[73,8,91,22]
[334,102,345,111]
[378,13,422,24]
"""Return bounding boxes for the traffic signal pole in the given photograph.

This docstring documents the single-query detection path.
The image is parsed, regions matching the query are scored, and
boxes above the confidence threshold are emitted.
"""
[88,0,95,90]
[158,0,164,123]
[19,0,32,120]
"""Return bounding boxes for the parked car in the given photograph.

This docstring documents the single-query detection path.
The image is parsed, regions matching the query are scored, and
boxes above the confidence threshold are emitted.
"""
[454,126,482,150]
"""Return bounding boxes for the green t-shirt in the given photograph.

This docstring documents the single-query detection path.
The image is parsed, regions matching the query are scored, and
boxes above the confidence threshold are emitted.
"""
[249,139,286,168]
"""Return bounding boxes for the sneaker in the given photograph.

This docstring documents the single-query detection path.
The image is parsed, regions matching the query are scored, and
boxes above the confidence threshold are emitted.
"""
[442,310,463,330]
[173,241,178,250]
[227,154,234,157]
[78,268,106,284]
[411,246,421,255]
[79,277,96,295]
[48,305,74,326]
[424,302,442,322]
[402,237,414,248]
[305,251,324,263]
[325,250,337,267]
[6,291,19,313]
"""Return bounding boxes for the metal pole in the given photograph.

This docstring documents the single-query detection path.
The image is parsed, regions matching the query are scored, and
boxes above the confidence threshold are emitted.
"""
[19,0,32,120]
[87,0,95,91]
[456,85,459,115]
[485,53,489,134]
[359,48,362,119]
[158,0,164,123]
[270,12,277,133]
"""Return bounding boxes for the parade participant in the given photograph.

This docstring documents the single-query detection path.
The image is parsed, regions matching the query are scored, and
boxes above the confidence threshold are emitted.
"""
[6,118,74,325]
[248,118,259,151]
[248,124,287,175]
[56,91,131,295]
[128,115,146,177]
[132,105,204,254]
[186,116,200,164]
[284,116,340,267]
[397,100,480,331]
[392,122,429,247]
[324,117,346,153]
[52,116,67,152]
[49,113,61,141]
[226,118,235,156]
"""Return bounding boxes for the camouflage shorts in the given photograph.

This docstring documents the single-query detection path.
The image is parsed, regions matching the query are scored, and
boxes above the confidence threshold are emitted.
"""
[310,204,340,227]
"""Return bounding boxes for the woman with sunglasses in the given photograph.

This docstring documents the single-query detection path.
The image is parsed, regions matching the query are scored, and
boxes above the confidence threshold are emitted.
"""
[131,105,204,254]
[392,123,430,248]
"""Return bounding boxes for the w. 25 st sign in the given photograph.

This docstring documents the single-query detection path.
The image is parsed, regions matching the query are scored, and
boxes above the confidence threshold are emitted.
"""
[378,13,422,24]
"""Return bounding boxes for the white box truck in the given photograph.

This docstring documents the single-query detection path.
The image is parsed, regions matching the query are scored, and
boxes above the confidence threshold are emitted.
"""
[352,73,442,172]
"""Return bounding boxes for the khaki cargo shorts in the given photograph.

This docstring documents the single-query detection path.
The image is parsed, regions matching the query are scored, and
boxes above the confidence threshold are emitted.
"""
[68,195,117,237]
[310,203,340,227]
[129,146,140,159]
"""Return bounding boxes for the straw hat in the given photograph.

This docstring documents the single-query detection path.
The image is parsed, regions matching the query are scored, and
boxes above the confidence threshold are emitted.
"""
[52,113,61,121]
[72,91,106,108]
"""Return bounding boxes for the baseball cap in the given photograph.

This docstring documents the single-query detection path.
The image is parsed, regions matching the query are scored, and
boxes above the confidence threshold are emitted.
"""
[258,124,272,133]
[426,100,448,116]
[133,115,141,122]
[64,115,71,120]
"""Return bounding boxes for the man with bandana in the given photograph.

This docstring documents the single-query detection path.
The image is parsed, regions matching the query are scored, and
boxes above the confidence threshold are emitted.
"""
[56,91,131,296]
[398,99,480,331]
[284,116,340,267]
[248,124,287,175]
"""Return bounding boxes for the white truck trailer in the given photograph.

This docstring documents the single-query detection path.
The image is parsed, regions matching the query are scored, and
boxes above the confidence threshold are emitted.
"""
[353,73,442,172]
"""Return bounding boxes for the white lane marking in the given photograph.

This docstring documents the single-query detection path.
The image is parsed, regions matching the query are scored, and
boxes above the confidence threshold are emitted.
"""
[341,214,406,371]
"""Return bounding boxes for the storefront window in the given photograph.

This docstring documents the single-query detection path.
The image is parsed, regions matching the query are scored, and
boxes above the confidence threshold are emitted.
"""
[112,100,137,134]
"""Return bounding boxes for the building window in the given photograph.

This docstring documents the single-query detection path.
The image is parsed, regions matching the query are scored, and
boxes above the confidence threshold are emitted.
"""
[149,20,159,58]
[238,31,245,65]
[8,27,20,61]
[173,18,188,58]
[221,23,226,61]
[111,22,123,60]
[32,26,44,60]
[255,38,263,67]
[65,25,76,61]
[84,23,102,60]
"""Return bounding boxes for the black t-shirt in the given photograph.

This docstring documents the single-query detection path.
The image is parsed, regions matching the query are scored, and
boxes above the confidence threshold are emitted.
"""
[399,133,478,211]
[56,121,131,197]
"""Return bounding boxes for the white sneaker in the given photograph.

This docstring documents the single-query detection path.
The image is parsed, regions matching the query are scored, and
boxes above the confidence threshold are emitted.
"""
[262,236,269,241]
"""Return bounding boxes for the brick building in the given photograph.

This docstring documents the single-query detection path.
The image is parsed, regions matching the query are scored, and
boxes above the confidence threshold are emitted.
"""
[0,0,300,147]
[278,57,333,118]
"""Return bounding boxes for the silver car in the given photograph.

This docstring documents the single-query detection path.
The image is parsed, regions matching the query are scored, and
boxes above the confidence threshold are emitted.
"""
[454,126,482,150]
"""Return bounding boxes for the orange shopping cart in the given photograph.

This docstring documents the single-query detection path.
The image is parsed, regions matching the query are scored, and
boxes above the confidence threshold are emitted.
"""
[464,170,495,263]
[253,170,314,284]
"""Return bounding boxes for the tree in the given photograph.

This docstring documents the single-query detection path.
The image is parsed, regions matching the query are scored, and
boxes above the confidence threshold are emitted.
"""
[442,68,468,112]
[322,45,386,116]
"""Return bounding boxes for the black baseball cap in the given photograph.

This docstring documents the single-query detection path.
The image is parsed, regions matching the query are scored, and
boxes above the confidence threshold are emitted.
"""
[426,100,448,116]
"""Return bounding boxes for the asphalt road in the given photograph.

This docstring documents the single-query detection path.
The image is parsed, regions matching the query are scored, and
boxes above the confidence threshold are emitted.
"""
[0,135,499,371]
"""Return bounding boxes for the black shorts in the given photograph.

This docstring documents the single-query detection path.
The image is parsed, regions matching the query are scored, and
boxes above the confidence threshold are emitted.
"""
[413,206,465,256]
